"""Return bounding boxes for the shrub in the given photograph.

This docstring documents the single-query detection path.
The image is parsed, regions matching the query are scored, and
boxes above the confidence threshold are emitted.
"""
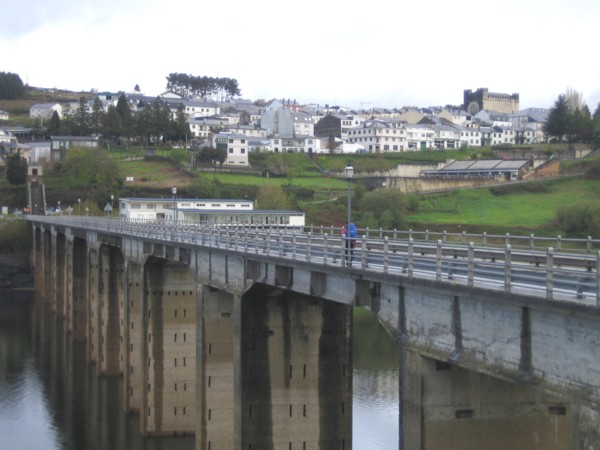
[0,219,31,257]
[555,204,600,238]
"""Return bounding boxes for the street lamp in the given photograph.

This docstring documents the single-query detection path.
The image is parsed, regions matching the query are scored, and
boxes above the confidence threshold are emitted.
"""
[110,194,114,218]
[77,198,81,216]
[57,200,61,215]
[172,187,177,224]
[344,164,354,227]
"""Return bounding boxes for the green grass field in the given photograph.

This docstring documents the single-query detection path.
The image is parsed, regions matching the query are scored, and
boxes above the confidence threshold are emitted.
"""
[407,177,600,230]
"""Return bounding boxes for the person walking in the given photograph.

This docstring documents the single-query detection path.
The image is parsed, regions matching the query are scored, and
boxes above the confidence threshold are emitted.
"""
[343,222,358,266]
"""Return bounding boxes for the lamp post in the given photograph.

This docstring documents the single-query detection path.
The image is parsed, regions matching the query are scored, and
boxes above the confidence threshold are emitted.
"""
[57,201,61,215]
[110,194,114,218]
[77,198,81,216]
[344,164,354,227]
[172,187,177,224]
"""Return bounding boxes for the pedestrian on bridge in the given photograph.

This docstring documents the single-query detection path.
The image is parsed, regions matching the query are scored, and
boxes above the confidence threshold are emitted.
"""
[343,222,358,266]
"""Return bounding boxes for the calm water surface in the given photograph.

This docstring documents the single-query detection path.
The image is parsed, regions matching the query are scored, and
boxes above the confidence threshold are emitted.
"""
[0,292,399,450]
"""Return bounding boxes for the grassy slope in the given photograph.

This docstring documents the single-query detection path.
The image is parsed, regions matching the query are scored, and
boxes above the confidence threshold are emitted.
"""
[407,176,600,233]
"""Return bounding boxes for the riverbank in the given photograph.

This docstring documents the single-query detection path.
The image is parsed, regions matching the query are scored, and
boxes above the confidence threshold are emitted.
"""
[0,254,33,291]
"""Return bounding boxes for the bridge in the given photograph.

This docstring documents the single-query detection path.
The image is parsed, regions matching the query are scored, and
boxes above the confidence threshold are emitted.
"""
[27,215,600,449]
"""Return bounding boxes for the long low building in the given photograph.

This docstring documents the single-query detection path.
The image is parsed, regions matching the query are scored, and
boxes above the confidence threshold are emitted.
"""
[119,197,305,228]
[420,159,532,181]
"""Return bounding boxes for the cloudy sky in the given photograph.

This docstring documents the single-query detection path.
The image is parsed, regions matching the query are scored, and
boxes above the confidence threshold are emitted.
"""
[2,0,599,111]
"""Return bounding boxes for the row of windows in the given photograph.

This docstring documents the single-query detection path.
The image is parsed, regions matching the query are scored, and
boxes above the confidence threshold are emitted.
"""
[129,202,251,210]
[349,129,404,135]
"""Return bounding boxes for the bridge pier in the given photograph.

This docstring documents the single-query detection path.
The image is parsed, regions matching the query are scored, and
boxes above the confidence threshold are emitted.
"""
[124,261,144,414]
[196,285,236,449]
[96,245,125,375]
[71,237,88,341]
[239,284,353,449]
[141,258,196,436]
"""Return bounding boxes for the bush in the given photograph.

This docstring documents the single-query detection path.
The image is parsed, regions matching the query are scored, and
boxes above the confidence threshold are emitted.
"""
[0,219,31,257]
[555,204,600,238]
[490,183,550,196]
[583,160,600,180]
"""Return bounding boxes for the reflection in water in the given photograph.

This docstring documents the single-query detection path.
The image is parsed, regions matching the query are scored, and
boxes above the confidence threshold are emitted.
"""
[0,292,401,449]
[0,293,59,450]
[353,308,399,449]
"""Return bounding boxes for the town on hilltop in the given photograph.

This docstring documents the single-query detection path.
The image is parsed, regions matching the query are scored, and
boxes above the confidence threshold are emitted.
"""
[0,86,554,169]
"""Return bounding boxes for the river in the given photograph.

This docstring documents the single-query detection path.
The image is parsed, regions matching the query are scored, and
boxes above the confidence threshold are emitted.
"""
[0,290,399,450]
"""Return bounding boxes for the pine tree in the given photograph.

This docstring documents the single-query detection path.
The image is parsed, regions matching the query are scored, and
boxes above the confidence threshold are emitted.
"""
[544,95,570,142]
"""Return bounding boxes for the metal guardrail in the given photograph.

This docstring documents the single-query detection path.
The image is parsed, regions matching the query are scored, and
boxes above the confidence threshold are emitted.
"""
[27,216,600,306]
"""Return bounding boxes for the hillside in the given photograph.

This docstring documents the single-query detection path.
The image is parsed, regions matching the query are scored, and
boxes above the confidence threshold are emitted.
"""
[0,87,92,123]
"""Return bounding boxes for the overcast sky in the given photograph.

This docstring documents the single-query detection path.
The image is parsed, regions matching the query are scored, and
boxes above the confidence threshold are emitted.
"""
[2,0,599,111]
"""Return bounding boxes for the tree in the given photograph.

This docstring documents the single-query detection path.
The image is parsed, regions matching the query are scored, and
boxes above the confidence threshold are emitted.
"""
[564,87,585,112]
[90,96,104,136]
[48,111,61,137]
[571,105,594,143]
[265,153,291,176]
[359,189,408,229]
[0,72,25,99]
[63,148,122,201]
[115,94,132,146]
[102,105,121,145]
[169,103,190,143]
[60,103,72,135]
[5,153,28,185]
[544,95,570,141]
[256,185,292,210]
[72,96,91,136]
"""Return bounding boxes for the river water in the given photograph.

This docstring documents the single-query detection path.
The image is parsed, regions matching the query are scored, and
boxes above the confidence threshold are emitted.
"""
[0,291,399,450]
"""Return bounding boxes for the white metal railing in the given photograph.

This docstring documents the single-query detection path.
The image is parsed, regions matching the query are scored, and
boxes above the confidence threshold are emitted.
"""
[27,216,600,306]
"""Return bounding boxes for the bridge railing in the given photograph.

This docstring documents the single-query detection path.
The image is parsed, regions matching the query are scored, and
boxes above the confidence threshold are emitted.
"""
[304,225,600,255]
[27,216,600,306]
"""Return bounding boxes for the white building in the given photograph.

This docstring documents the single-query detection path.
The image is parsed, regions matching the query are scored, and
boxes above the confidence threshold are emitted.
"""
[24,142,52,164]
[30,103,63,120]
[184,100,220,118]
[118,197,305,227]
[458,127,482,147]
[346,120,407,152]
[433,125,461,149]
[405,124,435,150]
[270,135,320,153]
[214,132,250,166]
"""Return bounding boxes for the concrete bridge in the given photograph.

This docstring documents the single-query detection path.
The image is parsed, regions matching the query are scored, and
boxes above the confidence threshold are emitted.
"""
[27,216,600,449]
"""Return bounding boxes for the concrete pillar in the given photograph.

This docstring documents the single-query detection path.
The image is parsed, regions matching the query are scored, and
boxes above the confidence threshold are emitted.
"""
[97,246,124,375]
[420,357,571,450]
[399,349,423,450]
[240,285,353,449]
[195,286,235,450]
[71,237,88,342]
[88,248,100,364]
[33,226,45,299]
[64,235,73,331]
[123,261,144,414]
[52,231,67,317]
[142,258,196,436]
[42,228,53,303]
